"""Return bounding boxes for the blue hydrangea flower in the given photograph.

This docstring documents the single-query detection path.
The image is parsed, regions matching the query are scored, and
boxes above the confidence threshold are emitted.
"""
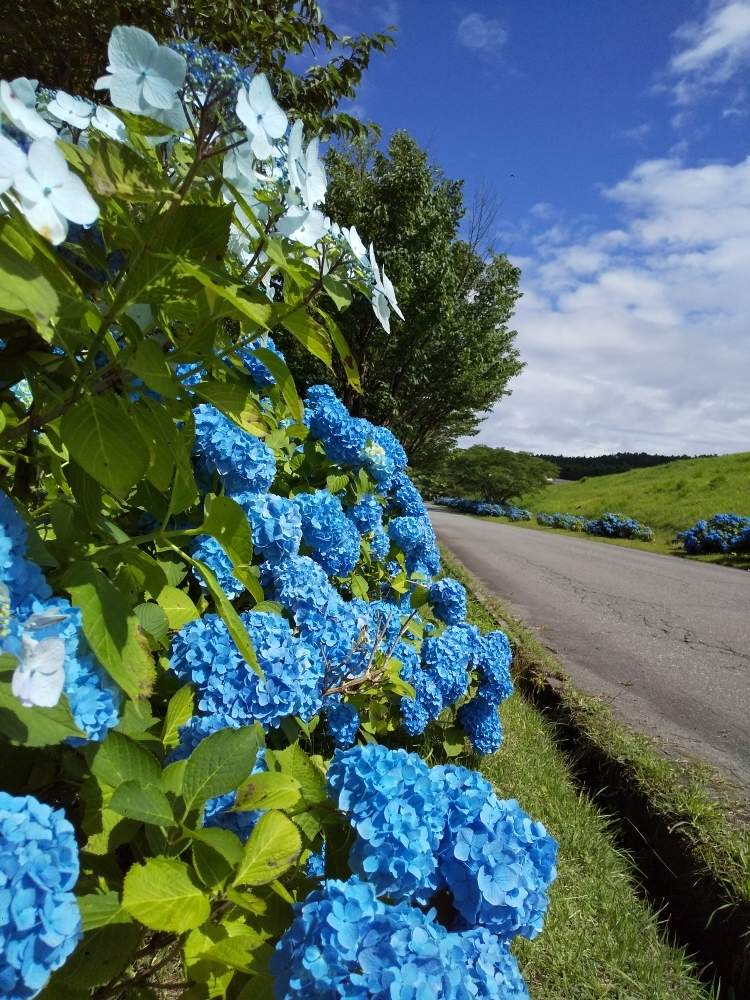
[428,578,467,626]
[472,630,513,704]
[327,745,447,902]
[231,492,302,563]
[434,765,558,940]
[369,526,391,562]
[294,491,361,578]
[237,336,285,389]
[191,534,244,599]
[347,494,383,535]
[0,492,51,612]
[193,404,276,495]
[458,694,504,755]
[169,611,324,731]
[388,515,440,577]
[389,472,426,517]
[304,841,327,879]
[202,748,267,842]
[0,793,82,999]
[398,641,444,735]
[322,695,360,749]
[421,626,472,705]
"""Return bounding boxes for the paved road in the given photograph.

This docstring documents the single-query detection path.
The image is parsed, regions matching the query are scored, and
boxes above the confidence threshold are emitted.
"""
[430,508,750,790]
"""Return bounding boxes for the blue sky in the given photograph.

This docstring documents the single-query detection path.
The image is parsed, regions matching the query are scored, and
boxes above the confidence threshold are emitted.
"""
[320,1,750,456]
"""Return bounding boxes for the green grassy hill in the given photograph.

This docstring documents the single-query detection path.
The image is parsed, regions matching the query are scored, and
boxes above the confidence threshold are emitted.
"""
[520,452,750,545]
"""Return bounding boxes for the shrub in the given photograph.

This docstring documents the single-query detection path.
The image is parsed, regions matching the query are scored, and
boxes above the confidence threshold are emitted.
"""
[679,513,750,554]
[436,496,532,520]
[537,510,653,541]
[0,26,556,998]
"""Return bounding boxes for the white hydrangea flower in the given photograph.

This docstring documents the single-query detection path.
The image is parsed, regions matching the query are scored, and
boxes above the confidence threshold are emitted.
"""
[287,119,327,209]
[13,139,99,245]
[342,224,367,262]
[369,243,404,333]
[95,25,186,115]
[91,105,128,142]
[236,74,288,161]
[47,90,94,130]
[276,206,329,246]
[11,633,65,709]
[0,134,26,194]
[0,78,56,140]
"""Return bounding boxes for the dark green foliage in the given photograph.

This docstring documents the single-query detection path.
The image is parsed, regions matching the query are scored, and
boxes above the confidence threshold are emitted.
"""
[535,452,697,481]
[1,1,392,140]
[279,132,524,464]
[442,446,557,504]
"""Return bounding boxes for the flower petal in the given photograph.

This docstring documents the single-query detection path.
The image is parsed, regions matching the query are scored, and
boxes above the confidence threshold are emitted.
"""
[27,139,70,187]
[108,25,158,73]
[20,198,67,245]
[50,175,99,226]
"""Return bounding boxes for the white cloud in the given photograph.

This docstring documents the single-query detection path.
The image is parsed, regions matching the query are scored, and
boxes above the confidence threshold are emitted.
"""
[618,122,652,143]
[471,157,750,455]
[457,12,508,53]
[668,0,750,104]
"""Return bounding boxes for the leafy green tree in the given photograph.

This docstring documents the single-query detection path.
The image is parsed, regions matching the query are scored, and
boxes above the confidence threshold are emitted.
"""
[444,446,558,503]
[279,132,524,465]
[2,0,392,139]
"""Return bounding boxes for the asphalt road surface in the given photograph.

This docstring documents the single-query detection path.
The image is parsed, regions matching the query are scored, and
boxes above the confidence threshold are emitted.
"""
[430,507,750,790]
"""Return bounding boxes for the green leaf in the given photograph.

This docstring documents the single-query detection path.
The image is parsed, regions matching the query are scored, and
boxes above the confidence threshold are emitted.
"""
[110,780,176,827]
[134,602,169,642]
[161,758,186,795]
[193,378,266,436]
[156,584,199,629]
[191,827,244,888]
[0,680,84,746]
[202,494,253,571]
[66,461,103,527]
[182,551,261,676]
[60,396,149,497]
[63,561,155,700]
[267,744,327,806]
[277,306,332,367]
[127,339,181,399]
[319,310,361,391]
[122,857,210,932]
[251,347,303,421]
[442,727,467,758]
[89,137,172,201]
[130,397,179,492]
[179,260,274,330]
[0,240,59,336]
[161,683,195,749]
[78,892,132,932]
[234,811,301,887]
[183,724,264,813]
[91,730,162,789]
[50,923,142,989]
[234,771,302,812]
[325,473,350,494]
[350,574,369,599]
[322,274,353,311]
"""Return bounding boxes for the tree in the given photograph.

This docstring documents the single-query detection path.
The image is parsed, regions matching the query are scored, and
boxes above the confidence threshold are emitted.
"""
[279,131,524,465]
[2,1,392,140]
[443,446,558,503]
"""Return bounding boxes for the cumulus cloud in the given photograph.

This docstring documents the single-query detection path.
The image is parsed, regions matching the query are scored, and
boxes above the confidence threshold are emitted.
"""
[668,0,750,104]
[472,157,750,456]
[457,12,508,53]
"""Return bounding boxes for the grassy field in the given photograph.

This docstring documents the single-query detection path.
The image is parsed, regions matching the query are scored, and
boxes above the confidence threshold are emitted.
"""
[509,451,750,564]
[454,586,716,999]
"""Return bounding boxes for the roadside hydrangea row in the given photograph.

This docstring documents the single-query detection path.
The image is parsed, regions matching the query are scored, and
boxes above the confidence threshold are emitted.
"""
[0,792,82,1000]
[679,513,750,554]
[536,511,587,531]
[437,497,532,521]
[584,512,654,542]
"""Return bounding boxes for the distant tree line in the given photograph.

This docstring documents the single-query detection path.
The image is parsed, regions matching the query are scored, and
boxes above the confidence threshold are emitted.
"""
[534,452,701,481]
[414,446,556,504]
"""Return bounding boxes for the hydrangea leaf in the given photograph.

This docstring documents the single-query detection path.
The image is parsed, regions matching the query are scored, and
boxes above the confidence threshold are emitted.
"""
[251,347,303,421]
[126,339,182,399]
[276,305,332,367]
[78,891,133,932]
[156,585,199,630]
[265,744,327,806]
[317,309,362,392]
[0,240,60,337]
[233,811,301,887]
[161,683,195,749]
[193,379,266,436]
[191,827,244,888]
[134,602,169,642]
[322,274,352,311]
[182,724,264,813]
[91,729,162,789]
[89,136,174,201]
[62,561,156,700]
[234,771,302,812]
[130,397,179,492]
[179,260,274,330]
[60,395,150,497]
[110,780,176,827]
[122,857,210,932]
[201,494,253,572]
[50,923,142,990]
[0,676,84,746]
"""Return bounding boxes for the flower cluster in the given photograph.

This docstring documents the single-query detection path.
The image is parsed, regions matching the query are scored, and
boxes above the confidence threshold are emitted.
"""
[194,404,277,495]
[679,513,750,554]
[294,490,361,578]
[169,611,324,731]
[387,515,440,576]
[436,497,532,520]
[428,577,467,625]
[536,511,586,531]
[584,512,654,542]
[232,492,302,563]
[272,876,530,999]
[0,793,81,999]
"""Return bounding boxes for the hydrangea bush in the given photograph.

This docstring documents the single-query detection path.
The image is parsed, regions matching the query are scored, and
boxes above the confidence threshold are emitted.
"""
[536,510,654,540]
[0,26,557,998]
[436,496,532,521]
[678,513,750,554]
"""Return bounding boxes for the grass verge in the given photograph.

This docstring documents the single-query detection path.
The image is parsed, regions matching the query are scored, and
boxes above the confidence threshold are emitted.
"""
[443,545,750,998]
